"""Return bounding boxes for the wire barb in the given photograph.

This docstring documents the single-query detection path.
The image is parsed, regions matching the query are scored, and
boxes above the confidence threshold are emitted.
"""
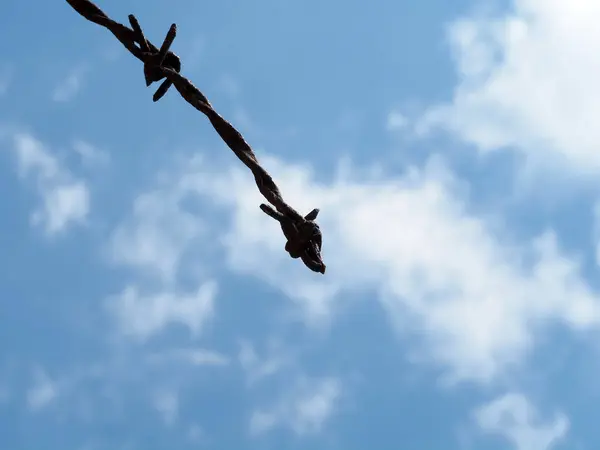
[65,0,326,274]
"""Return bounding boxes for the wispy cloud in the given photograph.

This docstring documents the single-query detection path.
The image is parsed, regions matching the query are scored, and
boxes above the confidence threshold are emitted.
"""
[106,164,222,344]
[249,376,342,436]
[4,0,600,447]
[30,183,89,234]
[52,64,88,103]
[187,424,206,443]
[146,348,229,367]
[386,110,408,131]
[9,132,90,235]
[417,0,600,174]
[107,283,216,341]
[164,152,600,384]
[26,368,58,412]
[108,182,208,282]
[238,339,293,386]
[153,389,179,426]
[71,139,110,168]
[475,393,569,450]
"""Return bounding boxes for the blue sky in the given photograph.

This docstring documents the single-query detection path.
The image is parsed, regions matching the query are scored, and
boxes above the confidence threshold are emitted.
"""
[1,0,600,448]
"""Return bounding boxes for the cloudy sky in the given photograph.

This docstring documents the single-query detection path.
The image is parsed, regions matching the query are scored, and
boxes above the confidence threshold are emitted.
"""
[1,0,599,448]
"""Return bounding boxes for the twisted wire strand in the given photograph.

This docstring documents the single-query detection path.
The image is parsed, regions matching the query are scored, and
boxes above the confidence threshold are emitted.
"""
[65,0,326,274]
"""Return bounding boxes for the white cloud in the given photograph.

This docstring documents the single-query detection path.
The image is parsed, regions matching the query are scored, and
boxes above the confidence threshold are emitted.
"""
[153,390,179,426]
[238,340,293,386]
[109,184,207,282]
[475,393,569,450]
[10,132,90,235]
[171,153,600,384]
[187,424,206,443]
[107,163,221,343]
[52,65,88,102]
[71,139,110,167]
[27,369,58,412]
[107,282,216,341]
[13,133,61,178]
[417,0,600,173]
[146,348,229,366]
[249,376,341,436]
[386,110,408,131]
[30,182,89,234]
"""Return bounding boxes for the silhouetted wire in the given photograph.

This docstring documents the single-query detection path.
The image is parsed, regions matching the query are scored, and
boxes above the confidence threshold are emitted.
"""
[65,0,326,274]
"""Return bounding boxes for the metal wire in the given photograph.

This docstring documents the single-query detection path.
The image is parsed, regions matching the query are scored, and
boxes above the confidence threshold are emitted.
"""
[65,0,326,274]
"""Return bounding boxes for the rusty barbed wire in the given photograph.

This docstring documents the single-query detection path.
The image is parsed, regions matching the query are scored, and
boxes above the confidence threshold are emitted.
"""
[65,0,326,274]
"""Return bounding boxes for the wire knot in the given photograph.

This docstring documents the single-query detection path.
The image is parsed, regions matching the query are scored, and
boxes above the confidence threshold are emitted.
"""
[128,15,181,102]
[260,205,326,274]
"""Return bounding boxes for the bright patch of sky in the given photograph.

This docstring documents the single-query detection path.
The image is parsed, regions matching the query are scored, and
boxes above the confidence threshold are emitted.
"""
[1,0,599,449]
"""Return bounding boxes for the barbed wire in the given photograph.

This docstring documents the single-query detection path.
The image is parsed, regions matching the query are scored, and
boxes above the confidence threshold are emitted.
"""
[65,0,326,274]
